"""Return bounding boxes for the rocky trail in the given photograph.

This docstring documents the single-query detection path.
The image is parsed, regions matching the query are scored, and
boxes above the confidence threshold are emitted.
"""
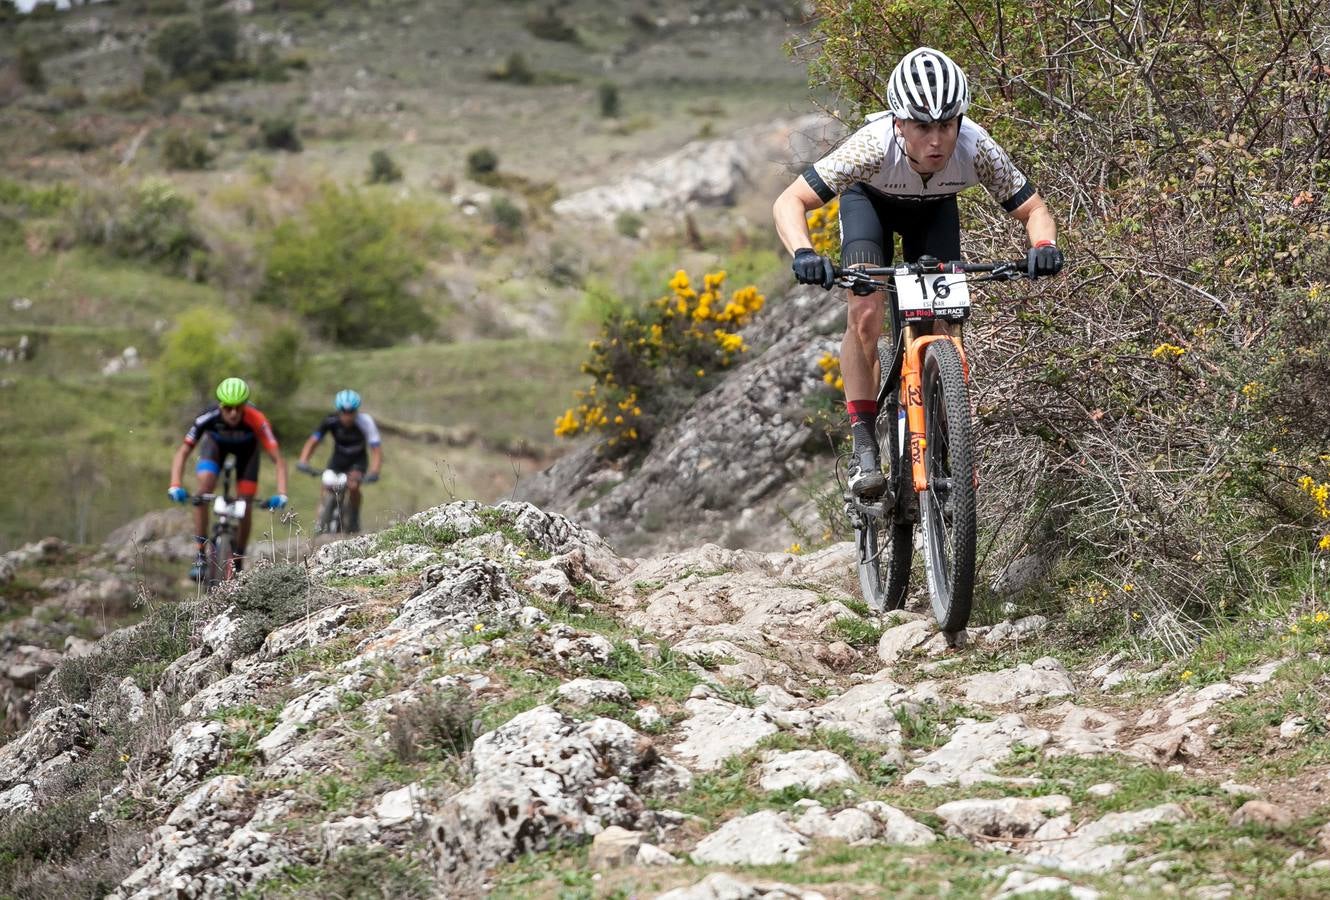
[2,502,1329,898]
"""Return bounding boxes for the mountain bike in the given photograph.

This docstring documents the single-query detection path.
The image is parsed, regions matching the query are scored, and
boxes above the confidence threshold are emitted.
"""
[307,468,351,534]
[834,256,1034,634]
[190,458,257,589]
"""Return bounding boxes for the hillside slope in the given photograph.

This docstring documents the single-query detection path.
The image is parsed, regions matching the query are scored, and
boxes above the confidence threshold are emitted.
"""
[2,502,1328,898]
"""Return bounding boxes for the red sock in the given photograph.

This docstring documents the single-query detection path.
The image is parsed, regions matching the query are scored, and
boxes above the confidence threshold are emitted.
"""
[846,399,878,427]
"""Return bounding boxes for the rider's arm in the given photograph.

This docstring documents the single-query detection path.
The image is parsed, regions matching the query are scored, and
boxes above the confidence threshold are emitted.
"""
[169,442,193,487]
[267,447,289,496]
[369,444,383,476]
[772,176,826,256]
[297,434,320,465]
[1011,193,1057,247]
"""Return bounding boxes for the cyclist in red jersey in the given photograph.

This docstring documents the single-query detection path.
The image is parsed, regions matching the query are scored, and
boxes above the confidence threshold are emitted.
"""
[167,377,289,580]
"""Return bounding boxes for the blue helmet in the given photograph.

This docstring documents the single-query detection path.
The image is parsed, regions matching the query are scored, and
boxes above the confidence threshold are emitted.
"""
[334,389,361,412]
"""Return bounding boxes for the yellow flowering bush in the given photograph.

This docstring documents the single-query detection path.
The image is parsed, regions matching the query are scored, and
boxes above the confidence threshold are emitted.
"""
[817,352,844,391]
[555,268,765,454]
[1297,471,1330,551]
[806,197,840,261]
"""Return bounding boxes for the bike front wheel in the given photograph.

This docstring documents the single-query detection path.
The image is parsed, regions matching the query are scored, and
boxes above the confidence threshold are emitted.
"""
[919,339,977,632]
[317,491,340,535]
[207,533,233,589]
[856,342,914,613]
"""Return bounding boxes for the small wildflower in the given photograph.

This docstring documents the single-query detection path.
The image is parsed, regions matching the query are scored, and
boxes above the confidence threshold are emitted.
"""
[1122,583,1134,592]
[787,542,803,554]
[1180,670,1194,682]
[473,623,483,632]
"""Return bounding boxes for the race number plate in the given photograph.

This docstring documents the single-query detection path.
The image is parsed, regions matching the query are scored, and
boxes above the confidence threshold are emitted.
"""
[893,270,971,320]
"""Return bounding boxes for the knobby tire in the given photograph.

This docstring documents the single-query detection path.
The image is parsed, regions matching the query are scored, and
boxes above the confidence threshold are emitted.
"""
[919,340,976,632]
[856,342,913,613]
[318,492,340,535]
[208,534,233,590]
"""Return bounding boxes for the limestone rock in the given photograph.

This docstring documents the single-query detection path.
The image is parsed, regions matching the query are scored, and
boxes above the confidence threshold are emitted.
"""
[758,749,858,792]
[1047,703,1123,757]
[1024,804,1187,874]
[855,801,936,845]
[961,657,1075,707]
[691,810,810,865]
[431,706,688,876]
[904,715,1051,787]
[1229,800,1293,829]
[656,873,828,900]
[589,825,643,869]
[792,804,877,843]
[936,795,1072,840]
[673,698,778,771]
[995,871,1101,899]
[556,678,632,708]
[876,616,932,664]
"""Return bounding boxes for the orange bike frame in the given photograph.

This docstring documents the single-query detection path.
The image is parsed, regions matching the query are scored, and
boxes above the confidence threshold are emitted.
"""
[900,331,970,493]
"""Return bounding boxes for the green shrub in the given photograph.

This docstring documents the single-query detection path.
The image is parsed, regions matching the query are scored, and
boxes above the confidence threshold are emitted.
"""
[389,689,476,763]
[67,178,207,272]
[598,82,620,118]
[17,45,45,91]
[488,195,523,238]
[488,52,534,85]
[150,20,209,81]
[0,178,76,216]
[614,210,643,239]
[258,184,433,347]
[367,149,403,184]
[525,6,578,42]
[465,146,498,179]
[151,307,242,414]
[555,269,765,454]
[259,116,302,152]
[161,130,215,171]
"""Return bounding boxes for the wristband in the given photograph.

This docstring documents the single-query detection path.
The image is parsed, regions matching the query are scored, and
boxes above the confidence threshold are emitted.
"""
[794,247,816,257]
[1033,240,1056,249]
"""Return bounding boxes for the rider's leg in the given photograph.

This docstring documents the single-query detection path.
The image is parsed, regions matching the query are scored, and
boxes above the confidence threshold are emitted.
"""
[190,439,222,580]
[234,445,261,571]
[346,468,365,533]
[838,184,892,497]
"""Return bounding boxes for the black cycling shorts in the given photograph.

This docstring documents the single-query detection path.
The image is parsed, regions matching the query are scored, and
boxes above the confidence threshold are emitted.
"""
[196,435,261,496]
[328,450,368,474]
[838,183,962,268]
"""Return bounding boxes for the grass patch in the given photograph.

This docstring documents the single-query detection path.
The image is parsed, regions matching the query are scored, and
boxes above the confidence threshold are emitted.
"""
[827,614,884,648]
[246,847,432,899]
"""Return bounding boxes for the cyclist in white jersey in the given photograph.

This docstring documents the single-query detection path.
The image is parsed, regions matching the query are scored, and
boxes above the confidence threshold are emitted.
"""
[772,47,1065,498]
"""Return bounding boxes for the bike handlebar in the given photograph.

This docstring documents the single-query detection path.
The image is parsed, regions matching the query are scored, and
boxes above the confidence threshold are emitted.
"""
[831,256,1032,288]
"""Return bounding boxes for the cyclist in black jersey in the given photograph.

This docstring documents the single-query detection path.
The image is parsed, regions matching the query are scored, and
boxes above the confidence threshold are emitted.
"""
[296,389,383,533]
[772,47,1065,498]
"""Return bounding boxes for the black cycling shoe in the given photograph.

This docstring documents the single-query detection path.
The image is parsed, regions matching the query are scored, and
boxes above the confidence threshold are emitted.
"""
[187,553,206,582]
[847,423,886,499]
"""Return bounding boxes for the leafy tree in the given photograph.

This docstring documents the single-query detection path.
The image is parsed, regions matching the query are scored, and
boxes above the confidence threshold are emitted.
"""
[152,307,241,414]
[16,45,44,91]
[150,21,208,80]
[367,149,403,184]
[260,116,302,152]
[258,185,432,347]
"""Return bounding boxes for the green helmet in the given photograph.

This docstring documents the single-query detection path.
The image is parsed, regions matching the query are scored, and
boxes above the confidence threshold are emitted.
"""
[216,377,250,406]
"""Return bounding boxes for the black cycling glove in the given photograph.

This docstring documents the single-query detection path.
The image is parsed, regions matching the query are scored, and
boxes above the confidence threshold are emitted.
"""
[1027,242,1065,278]
[792,247,836,290]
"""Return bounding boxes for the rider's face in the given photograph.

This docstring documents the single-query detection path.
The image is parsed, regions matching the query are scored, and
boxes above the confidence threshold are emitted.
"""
[220,404,243,424]
[338,410,355,425]
[895,118,961,174]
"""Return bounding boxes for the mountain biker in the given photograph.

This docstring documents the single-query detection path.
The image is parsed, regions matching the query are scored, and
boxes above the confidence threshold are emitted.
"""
[772,46,1065,499]
[167,377,290,580]
[295,389,382,533]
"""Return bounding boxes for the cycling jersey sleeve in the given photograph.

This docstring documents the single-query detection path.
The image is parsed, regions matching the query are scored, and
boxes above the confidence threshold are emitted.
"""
[183,408,215,447]
[310,414,335,442]
[357,413,382,448]
[805,124,887,203]
[972,127,1035,212]
[243,406,280,453]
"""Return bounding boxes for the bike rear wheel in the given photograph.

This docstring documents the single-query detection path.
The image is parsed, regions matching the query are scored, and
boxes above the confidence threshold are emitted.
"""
[855,343,914,613]
[919,339,977,632]
[207,534,233,589]
[317,491,340,535]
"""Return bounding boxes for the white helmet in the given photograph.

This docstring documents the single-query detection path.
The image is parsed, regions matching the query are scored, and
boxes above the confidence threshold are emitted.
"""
[887,47,970,122]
